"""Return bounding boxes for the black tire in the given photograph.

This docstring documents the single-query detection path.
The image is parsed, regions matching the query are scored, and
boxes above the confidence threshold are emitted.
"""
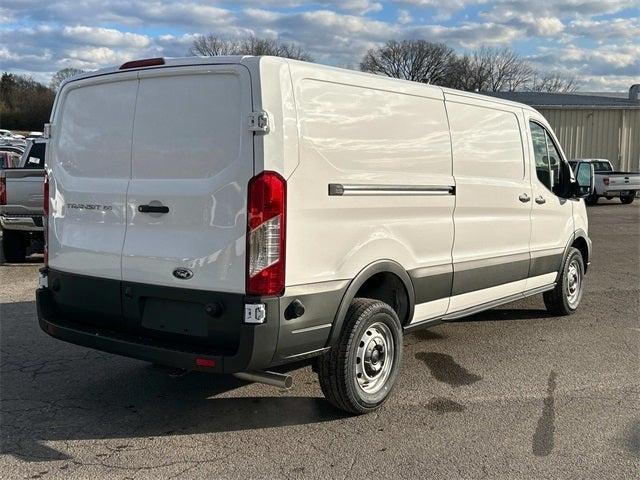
[620,194,635,205]
[2,230,27,263]
[317,298,403,414]
[584,194,598,206]
[543,247,585,316]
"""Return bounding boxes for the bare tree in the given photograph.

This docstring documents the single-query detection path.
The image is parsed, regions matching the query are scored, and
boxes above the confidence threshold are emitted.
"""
[529,73,579,93]
[188,36,239,56]
[50,68,85,91]
[360,40,456,84]
[468,47,533,92]
[189,35,313,61]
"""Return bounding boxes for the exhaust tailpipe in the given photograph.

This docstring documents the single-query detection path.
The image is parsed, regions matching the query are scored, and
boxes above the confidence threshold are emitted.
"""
[233,370,293,389]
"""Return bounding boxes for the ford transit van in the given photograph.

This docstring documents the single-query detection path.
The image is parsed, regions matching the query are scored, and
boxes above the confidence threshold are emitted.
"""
[37,56,594,414]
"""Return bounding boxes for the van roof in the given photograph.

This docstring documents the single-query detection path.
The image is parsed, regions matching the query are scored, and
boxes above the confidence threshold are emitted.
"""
[61,55,538,114]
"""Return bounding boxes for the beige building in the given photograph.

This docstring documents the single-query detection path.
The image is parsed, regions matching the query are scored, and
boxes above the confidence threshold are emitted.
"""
[489,86,640,171]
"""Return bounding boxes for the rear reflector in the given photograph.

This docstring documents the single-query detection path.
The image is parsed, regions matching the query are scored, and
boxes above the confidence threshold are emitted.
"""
[246,171,286,296]
[0,177,6,205]
[119,58,165,70]
[196,358,216,368]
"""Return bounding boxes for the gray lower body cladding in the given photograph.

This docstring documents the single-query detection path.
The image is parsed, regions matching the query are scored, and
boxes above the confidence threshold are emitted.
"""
[36,269,347,373]
[409,250,564,302]
[38,249,568,373]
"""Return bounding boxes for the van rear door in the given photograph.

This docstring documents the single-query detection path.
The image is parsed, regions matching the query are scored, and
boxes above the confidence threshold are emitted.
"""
[121,65,254,293]
[48,73,138,279]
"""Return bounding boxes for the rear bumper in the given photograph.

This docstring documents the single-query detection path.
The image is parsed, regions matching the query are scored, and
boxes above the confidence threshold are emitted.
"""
[36,276,280,374]
[36,268,339,373]
[602,189,638,197]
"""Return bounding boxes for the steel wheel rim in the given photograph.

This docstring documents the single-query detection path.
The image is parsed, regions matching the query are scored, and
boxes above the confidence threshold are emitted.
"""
[355,322,394,394]
[566,258,582,308]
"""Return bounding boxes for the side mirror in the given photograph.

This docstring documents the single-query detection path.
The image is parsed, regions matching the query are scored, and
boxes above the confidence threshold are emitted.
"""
[574,162,594,198]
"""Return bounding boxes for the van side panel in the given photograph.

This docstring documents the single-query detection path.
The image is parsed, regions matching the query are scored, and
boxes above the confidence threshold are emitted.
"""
[48,74,139,279]
[286,64,454,323]
[445,95,533,312]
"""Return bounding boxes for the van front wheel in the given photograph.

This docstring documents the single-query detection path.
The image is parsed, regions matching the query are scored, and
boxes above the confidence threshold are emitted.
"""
[543,247,585,316]
[317,298,403,414]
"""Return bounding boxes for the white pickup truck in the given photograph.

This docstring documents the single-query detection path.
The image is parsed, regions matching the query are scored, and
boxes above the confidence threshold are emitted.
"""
[569,159,640,205]
[0,139,46,262]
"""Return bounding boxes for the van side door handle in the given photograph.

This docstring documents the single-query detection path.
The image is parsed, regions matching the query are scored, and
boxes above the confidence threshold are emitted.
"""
[518,193,530,203]
[138,204,169,214]
[535,196,546,204]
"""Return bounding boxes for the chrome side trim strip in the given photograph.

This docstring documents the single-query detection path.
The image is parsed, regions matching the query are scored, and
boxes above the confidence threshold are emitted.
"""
[281,347,330,361]
[403,317,442,332]
[328,183,455,196]
[442,283,556,321]
[291,323,332,334]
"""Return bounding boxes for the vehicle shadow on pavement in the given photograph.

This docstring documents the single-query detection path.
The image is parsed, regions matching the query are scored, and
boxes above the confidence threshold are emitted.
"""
[0,301,347,463]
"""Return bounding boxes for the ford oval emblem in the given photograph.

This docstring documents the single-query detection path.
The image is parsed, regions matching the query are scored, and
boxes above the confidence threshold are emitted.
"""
[173,267,193,280]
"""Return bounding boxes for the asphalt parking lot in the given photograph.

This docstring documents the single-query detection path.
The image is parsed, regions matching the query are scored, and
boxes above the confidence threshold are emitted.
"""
[1,201,638,479]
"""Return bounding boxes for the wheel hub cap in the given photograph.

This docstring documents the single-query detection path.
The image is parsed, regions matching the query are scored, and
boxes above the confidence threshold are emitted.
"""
[355,322,395,394]
[566,259,582,308]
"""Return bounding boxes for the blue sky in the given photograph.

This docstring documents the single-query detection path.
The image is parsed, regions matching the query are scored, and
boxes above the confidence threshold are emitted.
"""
[1,1,638,91]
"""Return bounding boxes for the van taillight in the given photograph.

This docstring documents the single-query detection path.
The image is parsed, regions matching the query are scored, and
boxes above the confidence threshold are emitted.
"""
[0,177,6,205]
[43,175,49,266]
[246,171,286,296]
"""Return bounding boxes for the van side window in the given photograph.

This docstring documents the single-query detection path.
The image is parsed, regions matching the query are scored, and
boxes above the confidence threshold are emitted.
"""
[530,121,563,193]
[545,135,563,194]
[530,122,551,189]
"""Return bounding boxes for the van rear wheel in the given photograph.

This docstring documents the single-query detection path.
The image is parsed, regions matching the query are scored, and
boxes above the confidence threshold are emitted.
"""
[317,298,403,414]
[543,247,585,316]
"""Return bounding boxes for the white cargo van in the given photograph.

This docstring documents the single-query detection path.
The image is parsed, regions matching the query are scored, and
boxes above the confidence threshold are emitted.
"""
[37,56,594,414]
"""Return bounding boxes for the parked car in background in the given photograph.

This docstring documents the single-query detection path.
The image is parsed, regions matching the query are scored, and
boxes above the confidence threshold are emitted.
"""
[37,56,594,414]
[0,138,46,262]
[0,129,25,141]
[0,137,26,149]
[570,159,640,205]
[0,145,26,157]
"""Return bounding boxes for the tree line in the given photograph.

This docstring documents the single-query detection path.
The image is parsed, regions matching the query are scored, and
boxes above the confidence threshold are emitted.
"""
[0,68,83,131]
[190,35,578,93]
[1,35,577,130]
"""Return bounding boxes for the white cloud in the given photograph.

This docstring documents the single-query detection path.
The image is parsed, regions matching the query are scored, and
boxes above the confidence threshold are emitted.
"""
[62,26,151,48]
[0,0,637,92]
[569,17,640,40]
[397,9,413,24]
[481,10,565,36]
